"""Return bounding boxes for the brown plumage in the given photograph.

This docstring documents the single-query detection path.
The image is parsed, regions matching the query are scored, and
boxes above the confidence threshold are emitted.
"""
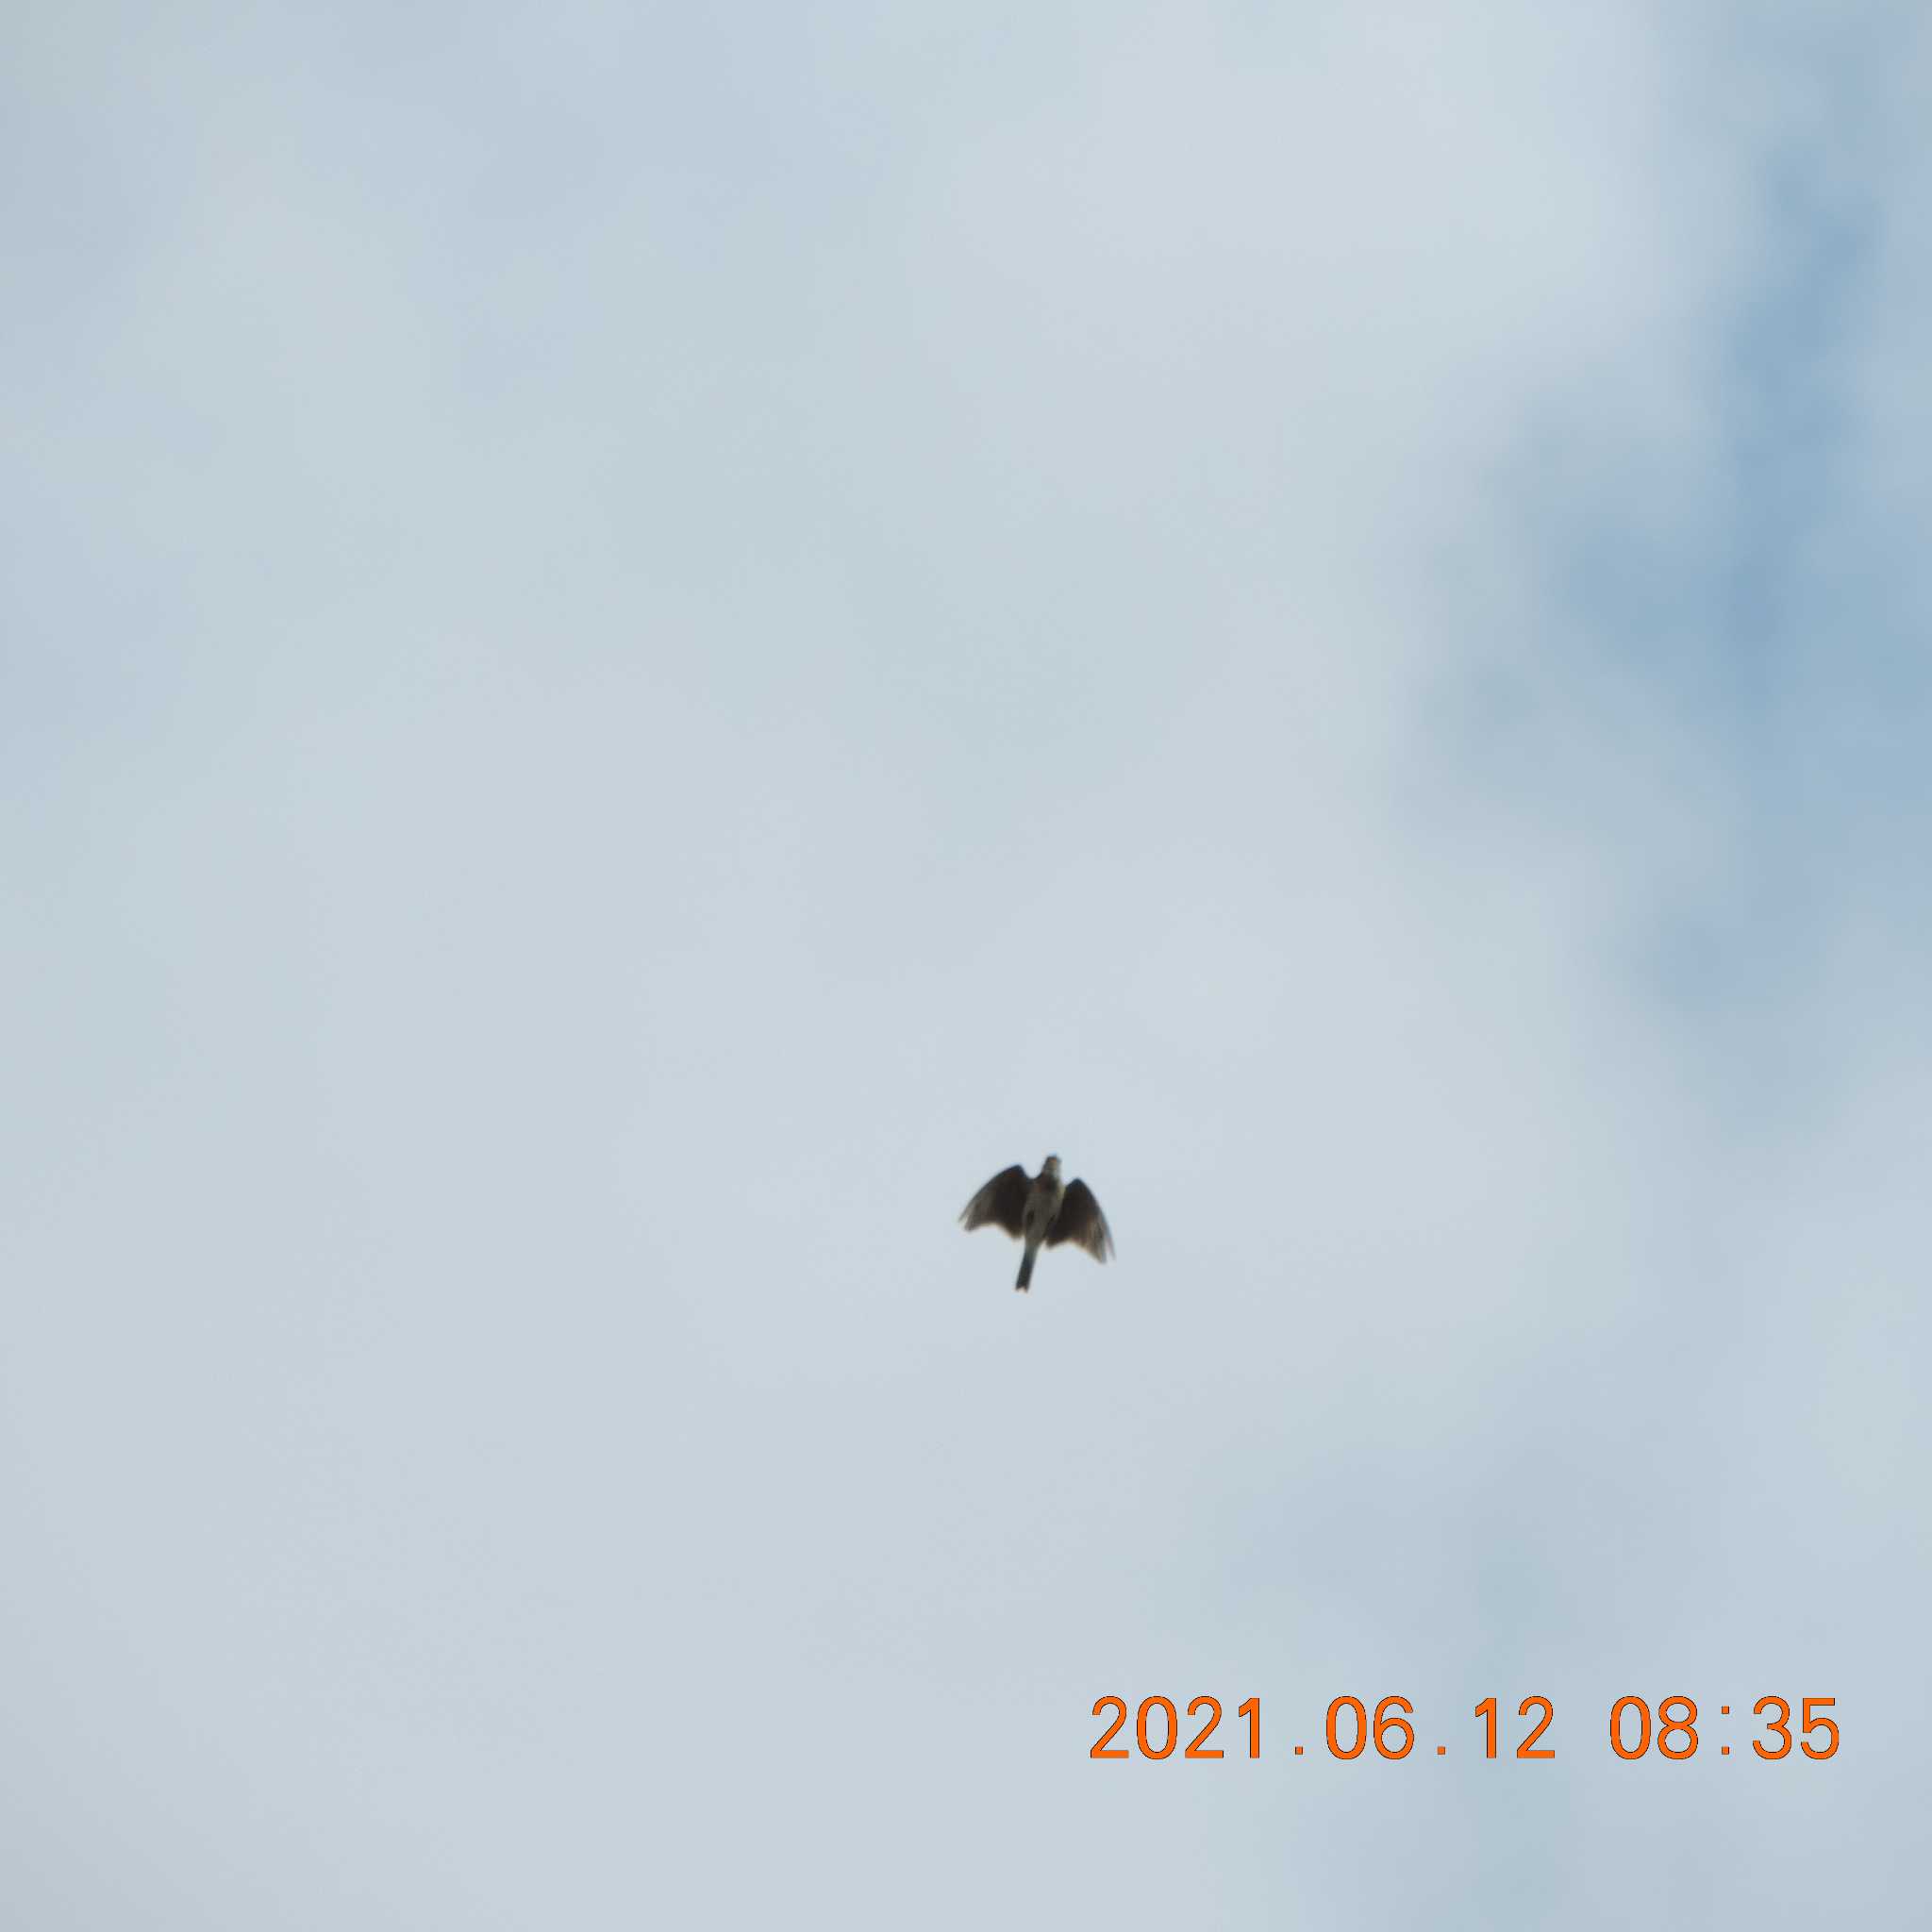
[959,1155,1114,1291]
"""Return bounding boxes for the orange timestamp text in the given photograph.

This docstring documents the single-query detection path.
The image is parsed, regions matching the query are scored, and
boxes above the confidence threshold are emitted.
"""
[1091,1695,1840,1762]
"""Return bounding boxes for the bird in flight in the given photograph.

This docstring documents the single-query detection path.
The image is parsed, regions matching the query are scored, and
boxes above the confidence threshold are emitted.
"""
[959,1154,1113,1291]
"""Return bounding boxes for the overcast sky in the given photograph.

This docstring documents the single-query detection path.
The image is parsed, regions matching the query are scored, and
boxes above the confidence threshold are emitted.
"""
[5,3,1928,1925]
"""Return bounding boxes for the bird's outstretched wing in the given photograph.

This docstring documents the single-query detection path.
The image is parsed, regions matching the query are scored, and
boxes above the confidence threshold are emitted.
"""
[1049,1179,1113,1262]
[960,1165,1029,1239]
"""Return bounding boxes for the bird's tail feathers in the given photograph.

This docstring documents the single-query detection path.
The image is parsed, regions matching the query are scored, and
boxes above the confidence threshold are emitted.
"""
[1016,1243,1037,1291]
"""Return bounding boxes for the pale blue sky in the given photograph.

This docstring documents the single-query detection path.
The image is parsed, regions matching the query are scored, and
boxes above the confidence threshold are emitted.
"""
[4,4,1927,1925]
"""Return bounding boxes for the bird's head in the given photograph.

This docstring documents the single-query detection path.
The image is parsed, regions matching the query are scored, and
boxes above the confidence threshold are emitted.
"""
[1041,1154,1062,1175]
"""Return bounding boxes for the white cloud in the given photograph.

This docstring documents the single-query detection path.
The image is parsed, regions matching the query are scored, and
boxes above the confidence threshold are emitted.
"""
[2,4,1924,1926]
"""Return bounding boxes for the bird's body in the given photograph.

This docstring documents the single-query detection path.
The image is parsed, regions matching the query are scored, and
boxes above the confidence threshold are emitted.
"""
[959,1154,1113,1291]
